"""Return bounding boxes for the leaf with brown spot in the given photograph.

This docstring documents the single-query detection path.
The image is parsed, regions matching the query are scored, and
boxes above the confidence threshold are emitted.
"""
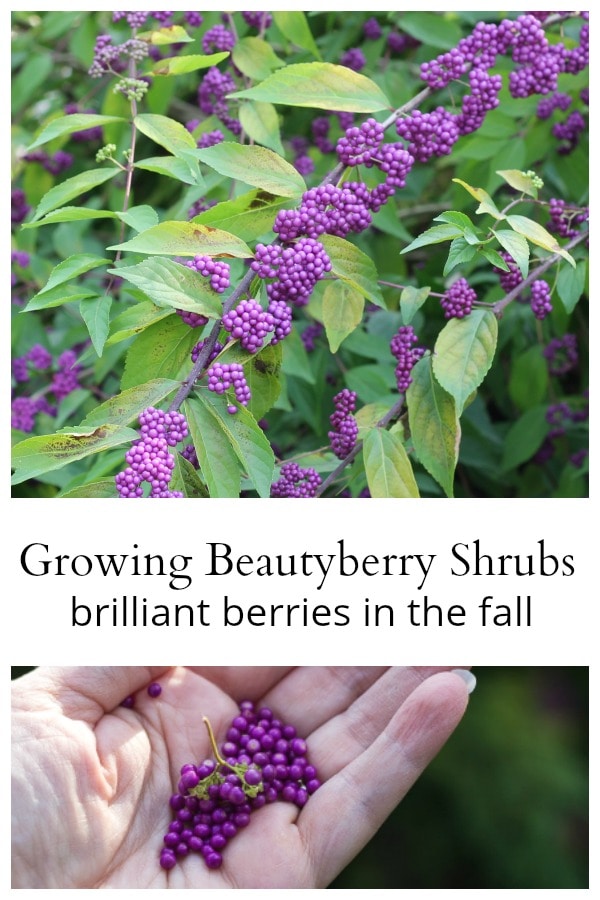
[12,425,139,485]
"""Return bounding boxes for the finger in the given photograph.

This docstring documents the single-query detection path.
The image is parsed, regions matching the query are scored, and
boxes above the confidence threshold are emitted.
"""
[298,670,470,887]
[307,666,471,779]
[259,666,390,733]
[15,666,174,724]
[185,667,294,701]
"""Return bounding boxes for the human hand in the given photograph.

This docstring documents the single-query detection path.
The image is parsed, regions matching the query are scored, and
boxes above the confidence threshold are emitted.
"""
[12,666,471,888]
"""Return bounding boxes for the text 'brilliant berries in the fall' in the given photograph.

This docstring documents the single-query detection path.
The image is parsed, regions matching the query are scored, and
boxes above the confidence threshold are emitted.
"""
[159,701,321,872]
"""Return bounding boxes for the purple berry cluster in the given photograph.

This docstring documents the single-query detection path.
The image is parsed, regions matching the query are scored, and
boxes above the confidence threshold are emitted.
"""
[340,47,366,72]
[12,344,53,383]
[270,462,322,498]
[159,702,321,872]
[11,345,83,433]
[530,280,553,320]
[534,393,589,466]
[363,17,382,40]
[112,11,149,29]
[222,299,275,353]
[177,309,208,328]
[251,238,332,317]
[198,67,240,135]
[207,363,251,413]
[396,107,460,162]
[22,148,74,175]
[115,407,189,498]
[390,326,425,393]
[329,389,359,460]
[536,91,572,119]
[494,252,523,293]
[552,110,586,154]
[336,117,385,167]
[543,333,578,376]
[88,33,148,78]
[440,277,477,319]
[202,24,236,54]
[547,198,589,238]
[242,11,273,30]
[191,339,224,366]
[11,189,30,226]
[185,255,231,293]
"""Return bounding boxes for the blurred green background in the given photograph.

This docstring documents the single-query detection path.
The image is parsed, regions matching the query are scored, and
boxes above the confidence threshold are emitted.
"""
[11,666,588,888]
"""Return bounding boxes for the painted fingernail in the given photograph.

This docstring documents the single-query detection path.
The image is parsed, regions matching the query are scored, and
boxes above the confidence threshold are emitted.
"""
[451,668,477,694]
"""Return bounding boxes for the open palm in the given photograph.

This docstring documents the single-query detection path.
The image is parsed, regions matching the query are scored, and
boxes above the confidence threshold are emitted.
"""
[12,666,470,888]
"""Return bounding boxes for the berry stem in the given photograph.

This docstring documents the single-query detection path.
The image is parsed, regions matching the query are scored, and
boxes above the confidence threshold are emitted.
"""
[202,715,230,769]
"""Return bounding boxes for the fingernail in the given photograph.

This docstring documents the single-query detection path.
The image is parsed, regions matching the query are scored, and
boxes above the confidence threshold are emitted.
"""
[451,668,477,694]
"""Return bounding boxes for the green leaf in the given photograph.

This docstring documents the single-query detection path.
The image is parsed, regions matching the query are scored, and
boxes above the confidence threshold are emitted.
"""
[493,229,530,279]
[242,344,282,421]
[363,429,420,498]
[432,309,498,415]
[508,346,549,412]
[406,356,459,498]
[322,280,364,353]
[30,168,118,223]
[170,452,209,498]
[11,53,53,114]
[22,286,98,312]
[137,24,194,44]
[80,379,182,427]
[443,237,478,275]
[400,286,430,324]
[210,342,282,421]
[282,327,315,384]
[479,246,509,270]
[273,12,321,58]
[496,169,539,198]
[201,392,275,497]
[106,301,172,346]
[134,113,201,180]
[79,294,112,356]
[401,223,463,254]
[60,479,118,498]
[397,12,462,50]
[238,101,285,156]
[556,260,587,313]
[500,405,550,472]
[319,234,385,307]
[36,253,110,296]
[184,396,241,497]
[355,402,389,437]
[135,155,200,185]
[108,220,253,258]
[346,364,397,404]
[149,51,229,75]
[195,143,305,198]
[452,179,504,219]
[26,114,126,151]
[121,317,198,391]
[434,210,479,235]
[232,37,285,81]
[230,63,391,113]
[506,214,576,266]
[118,205,160,232]
[135,113,197,153]
[190,189,292,243]
[109,258,223,318]
[11,425,138,485]
[22,207,117,229]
